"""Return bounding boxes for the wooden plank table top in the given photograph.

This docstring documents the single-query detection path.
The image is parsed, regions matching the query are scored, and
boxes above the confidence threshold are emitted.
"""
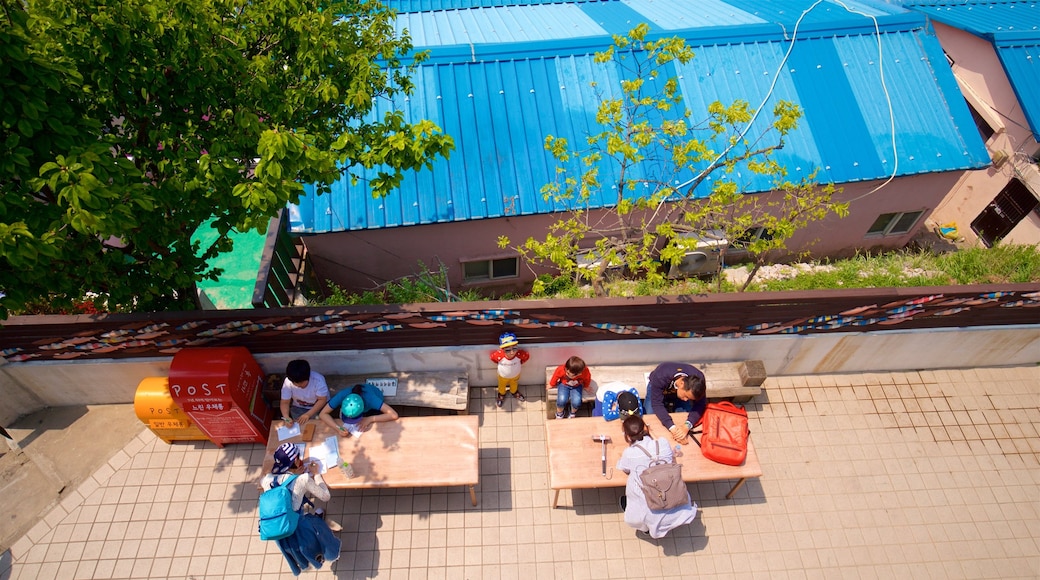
[545,413,761,507]
[263,415,480,505]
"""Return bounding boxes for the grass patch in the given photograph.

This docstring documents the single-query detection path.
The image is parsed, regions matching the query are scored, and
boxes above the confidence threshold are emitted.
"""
[937,245,1040,284]
[739,246,1038,293]
[313,245,1040,304]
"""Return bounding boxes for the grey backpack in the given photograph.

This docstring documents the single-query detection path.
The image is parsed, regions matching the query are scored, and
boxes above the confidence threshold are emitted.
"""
[635,440,689,511]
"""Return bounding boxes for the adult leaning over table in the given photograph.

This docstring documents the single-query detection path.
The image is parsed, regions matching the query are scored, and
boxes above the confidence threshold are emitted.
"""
[644,362,707,445]
[319,383,400,437]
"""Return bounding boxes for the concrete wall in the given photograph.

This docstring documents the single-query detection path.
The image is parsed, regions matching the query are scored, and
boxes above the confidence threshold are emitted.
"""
[2,325,1037,426]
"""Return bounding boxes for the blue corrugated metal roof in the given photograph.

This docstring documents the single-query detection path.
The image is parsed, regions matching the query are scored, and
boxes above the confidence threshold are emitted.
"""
[386,0,598,13]
[397,0,910,45]
[995,39,1040,140]
[397,4,606,45]
[903,1,1040,38]
[903,1,1040,139]
[290,0,990,233]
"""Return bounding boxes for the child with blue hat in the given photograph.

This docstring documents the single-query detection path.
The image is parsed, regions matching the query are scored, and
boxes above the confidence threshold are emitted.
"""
[490,332,530,408]
[319,383,400,436]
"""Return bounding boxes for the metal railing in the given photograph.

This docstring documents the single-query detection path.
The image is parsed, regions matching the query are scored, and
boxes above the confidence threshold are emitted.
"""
[251,209,314,308]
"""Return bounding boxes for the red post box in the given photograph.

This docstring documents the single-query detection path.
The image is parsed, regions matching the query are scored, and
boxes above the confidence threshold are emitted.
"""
[167,347,273,447]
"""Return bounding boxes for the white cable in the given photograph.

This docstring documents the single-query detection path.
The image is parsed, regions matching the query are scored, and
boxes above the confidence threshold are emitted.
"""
[672,0,899,205]
[833,0,898,203]
[672,0,824,192]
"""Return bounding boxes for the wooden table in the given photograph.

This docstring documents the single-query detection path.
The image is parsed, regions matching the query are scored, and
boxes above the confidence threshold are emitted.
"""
[545,413,762,508]
[263,416,480,506]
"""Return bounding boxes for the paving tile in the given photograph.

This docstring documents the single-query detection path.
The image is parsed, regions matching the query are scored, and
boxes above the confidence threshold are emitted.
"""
[6,366,1040,577]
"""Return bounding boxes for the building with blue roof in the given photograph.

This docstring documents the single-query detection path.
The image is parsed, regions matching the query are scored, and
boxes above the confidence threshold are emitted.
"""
[289,0,997,295]
[898,0,1040,249]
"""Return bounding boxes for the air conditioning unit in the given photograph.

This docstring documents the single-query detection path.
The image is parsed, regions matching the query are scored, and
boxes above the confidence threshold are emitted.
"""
[576,250,625,275]
[666,231,728,278]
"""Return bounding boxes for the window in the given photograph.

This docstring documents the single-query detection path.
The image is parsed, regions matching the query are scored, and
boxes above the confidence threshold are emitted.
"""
[732,227,774,250]
[971,179,1039,247]
[462,257,519,283]
[866,211,924,237]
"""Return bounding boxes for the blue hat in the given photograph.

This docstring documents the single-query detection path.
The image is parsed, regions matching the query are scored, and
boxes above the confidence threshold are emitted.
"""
[340,393,364,419]
[499,332,519,349]
[272,442,299,474]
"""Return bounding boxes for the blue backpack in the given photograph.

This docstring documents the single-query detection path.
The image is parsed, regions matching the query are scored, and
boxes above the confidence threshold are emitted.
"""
[258,474,300,541]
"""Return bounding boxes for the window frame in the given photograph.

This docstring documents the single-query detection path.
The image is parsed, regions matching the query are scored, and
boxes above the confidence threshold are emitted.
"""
[731,226,775,251]
[865,210,925,237]
[460,255,520,284]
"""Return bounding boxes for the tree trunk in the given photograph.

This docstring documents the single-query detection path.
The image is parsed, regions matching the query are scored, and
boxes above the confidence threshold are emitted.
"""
[739,263,763,292]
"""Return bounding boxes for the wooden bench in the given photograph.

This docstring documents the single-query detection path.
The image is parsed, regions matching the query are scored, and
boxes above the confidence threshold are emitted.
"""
[544,361,766,419]
[264,370,470,414]
[545,412,761,508]
[264,416,480,506]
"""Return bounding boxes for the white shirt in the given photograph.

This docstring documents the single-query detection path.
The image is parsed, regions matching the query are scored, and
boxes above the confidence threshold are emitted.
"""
[280,371,330,408]
[497,356,523,379]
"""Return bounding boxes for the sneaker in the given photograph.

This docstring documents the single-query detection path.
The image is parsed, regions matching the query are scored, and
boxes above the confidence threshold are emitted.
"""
[513,391,526,402]
[568,412,576,419]
[496,395,504,408]
[555,412,564,419]
[326,518,343,533]
[619,495,627,511]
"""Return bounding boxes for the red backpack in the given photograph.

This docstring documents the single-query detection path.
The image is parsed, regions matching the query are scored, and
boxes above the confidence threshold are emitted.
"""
[697,402,750,466]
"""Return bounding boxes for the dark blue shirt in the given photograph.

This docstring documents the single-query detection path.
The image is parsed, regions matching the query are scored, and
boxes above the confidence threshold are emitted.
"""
[647,362,707,429]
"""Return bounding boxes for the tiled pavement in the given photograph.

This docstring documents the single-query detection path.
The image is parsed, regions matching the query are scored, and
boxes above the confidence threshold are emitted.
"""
[3,366,1038,579]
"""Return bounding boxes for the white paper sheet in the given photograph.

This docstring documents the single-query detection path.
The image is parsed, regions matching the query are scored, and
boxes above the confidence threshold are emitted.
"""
[340,420,364,438]
[276,423,301,442]
[308,436,341,474]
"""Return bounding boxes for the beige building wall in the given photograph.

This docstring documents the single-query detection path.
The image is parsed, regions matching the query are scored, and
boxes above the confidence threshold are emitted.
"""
[926,23,1040,247]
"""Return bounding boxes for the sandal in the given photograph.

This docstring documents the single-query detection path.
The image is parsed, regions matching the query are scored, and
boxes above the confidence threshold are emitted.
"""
[496,394,504,408]
[513,391,526,402]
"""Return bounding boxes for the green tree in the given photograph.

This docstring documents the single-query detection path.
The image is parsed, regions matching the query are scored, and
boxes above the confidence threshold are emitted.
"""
[0,0,452,316]
[499,25,847,296]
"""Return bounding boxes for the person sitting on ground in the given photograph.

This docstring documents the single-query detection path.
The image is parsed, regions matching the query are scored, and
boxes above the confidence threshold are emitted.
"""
[279,359,329,426]
[644,362,707,445]
[547,355,593,419]
[616,415,698,539]
[319,383,399,437]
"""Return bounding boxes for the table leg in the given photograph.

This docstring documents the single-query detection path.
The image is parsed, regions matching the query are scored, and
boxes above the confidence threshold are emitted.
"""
[552,489,560,509]
[726,478,747,499]
[468,485,477,506]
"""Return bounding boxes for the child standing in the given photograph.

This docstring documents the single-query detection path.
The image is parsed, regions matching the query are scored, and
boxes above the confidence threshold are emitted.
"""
[490,332,530,408]
[547,356,592,419]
